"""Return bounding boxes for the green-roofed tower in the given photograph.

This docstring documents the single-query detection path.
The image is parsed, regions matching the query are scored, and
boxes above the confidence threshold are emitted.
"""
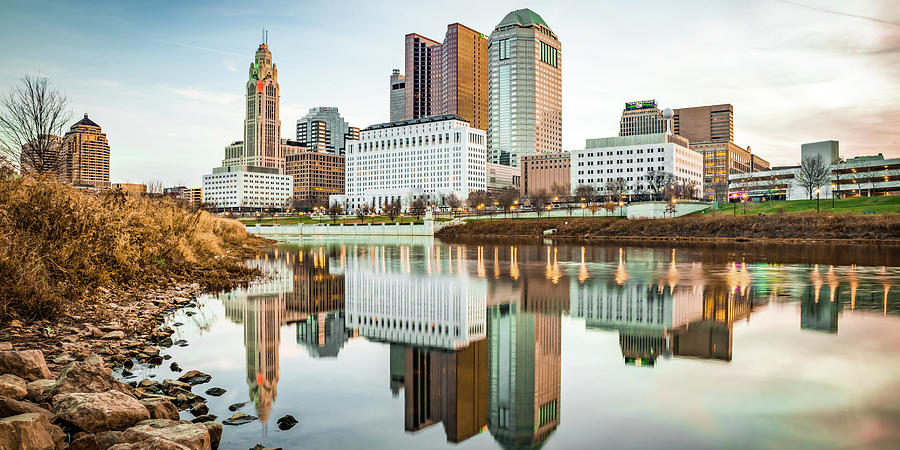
[488,9,562,168]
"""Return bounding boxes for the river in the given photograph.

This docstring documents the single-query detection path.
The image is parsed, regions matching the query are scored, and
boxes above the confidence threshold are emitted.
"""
[123,237,900,449]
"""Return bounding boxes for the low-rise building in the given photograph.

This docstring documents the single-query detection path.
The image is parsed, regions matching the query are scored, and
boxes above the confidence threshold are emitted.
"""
[111,183,147,194]
[284,145,345,208]
[202,165,292,211]
[341,114,486,212]
[691,141,770,201]
[486,162,520,193]
[182,188,202,205]
[521,153,570,196]
[572,133,704,200]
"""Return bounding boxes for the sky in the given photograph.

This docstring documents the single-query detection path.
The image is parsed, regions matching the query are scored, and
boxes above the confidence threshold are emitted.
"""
[0,0,897,186]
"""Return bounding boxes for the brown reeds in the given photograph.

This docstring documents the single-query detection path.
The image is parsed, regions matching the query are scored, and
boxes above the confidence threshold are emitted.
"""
[0,175,269,323]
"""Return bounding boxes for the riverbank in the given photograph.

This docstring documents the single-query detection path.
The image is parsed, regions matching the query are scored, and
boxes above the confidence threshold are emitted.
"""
[435,213,900,245]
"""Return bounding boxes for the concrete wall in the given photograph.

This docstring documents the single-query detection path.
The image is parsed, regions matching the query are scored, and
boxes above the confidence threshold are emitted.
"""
[248,219,446,236]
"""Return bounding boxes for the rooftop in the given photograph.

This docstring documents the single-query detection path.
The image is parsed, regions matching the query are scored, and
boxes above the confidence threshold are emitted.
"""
[497,8,550,29]
[73,113,99,128]
[363,114,468,131]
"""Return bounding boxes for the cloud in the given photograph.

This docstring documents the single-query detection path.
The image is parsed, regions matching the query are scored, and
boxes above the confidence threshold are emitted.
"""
[155,39,243,57]
[168,88,241,105]
[774,0,900,26]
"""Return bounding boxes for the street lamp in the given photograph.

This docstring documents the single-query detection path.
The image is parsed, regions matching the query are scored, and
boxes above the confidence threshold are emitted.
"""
[831,184,836,208]
[815,187,821,213]
[671,198,677,218]
[730,193,737,216]
[618,200,624,218]
[741,193,748,215]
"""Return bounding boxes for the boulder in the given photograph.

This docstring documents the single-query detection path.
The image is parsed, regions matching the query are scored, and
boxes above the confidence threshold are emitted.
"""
[189,414,216,424]
[169,362,181,372]
[102,331,125,340]
[109,436,192,449]
[69,433,100,450]
[0,374,27,400]
[0,349,53,381]
[200,421,222,449]
[177,370,211,386]
[53,390,150,433]
[47,360,134,398]
[117,419,212,450]
[276,414,298,431]
[0,395,57,422]
[139,398,179,420]
[227,402,246,412]
[0,342,11,351]
[95,430,123,449]
[189,403,208,417]
[0,412,64,450]
[26,379,56,401]
[204,387,225,397]
[222,412,256,426]
[162,379,192,395]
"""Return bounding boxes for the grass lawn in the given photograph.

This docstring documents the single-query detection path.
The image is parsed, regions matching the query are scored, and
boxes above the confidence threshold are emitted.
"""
[236,215,452,226]
[707,195,900,216]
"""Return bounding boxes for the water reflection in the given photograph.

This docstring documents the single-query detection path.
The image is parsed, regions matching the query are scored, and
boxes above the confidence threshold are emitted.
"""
[214,239,900,448]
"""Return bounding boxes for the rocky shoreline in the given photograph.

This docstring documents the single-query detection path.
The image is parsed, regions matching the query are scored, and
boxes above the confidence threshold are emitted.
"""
[0,280,292,449]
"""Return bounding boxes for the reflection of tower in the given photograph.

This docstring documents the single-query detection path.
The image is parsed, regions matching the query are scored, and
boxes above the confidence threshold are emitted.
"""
[801,285,840,333]
[390,344,406,397]
[244,295,283,423]
[296,311,351,358]
[671,286,752,361]
[403,340,489,443]
[488,302,561,448]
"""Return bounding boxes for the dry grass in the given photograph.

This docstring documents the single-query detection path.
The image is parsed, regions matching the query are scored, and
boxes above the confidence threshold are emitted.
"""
[0,175,269,323]
[436,214,900,241]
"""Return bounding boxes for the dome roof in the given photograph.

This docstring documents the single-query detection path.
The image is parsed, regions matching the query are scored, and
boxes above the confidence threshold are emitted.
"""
[497,9,550,29]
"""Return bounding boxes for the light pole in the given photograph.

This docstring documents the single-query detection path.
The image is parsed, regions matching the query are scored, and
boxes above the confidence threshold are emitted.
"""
[671,198,677,218]
[742,193,748,215]
[831,184,836,209]
[730,193,737,216]
[815,187,821,213]
[618,200,624,218]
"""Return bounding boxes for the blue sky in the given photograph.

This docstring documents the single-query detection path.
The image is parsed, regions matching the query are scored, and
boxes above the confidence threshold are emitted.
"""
[1,0,897,186]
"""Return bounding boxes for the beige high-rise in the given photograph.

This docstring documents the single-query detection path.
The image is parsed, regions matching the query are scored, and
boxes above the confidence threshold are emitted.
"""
[64,114,110,189]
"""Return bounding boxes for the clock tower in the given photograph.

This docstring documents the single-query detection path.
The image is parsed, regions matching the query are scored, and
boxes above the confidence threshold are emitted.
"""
[242,40,283,170]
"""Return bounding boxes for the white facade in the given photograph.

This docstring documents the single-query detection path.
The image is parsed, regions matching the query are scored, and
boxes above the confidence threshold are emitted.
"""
[571,134,703,198]
[202,168,292,209]
[343,115,487,212]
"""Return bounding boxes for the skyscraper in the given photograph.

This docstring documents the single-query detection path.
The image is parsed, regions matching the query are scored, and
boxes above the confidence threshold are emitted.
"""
[63,114,110,189]
[390,69,406,122]
[672,104,734,143]
[405,33,440,120]
[295,107,355,155]
[488,9,562,167]
[619,100,665,136]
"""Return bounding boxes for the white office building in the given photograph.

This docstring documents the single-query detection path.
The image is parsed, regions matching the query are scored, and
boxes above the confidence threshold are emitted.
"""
[341,114,487,212]
[202,165,292,210]
[571,133,704,199]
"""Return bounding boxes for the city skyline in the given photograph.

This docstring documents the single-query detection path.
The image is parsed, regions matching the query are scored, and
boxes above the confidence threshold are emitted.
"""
[1,0,897,185]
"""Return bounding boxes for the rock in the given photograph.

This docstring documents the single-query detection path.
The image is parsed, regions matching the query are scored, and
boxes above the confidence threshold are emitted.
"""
[117,419,212,450]
[0,342,11,351]
[47,360,134,398]
[8,319,23,328]
[25,379,55,402]
[109,436,192,449]
[0,413,65,450]
[162,379,191,394]
[189,403,208,417]
[148,355,164,366]
[69,432,100,450]
[171,323,184,327]
[0,374,27,400]
[189,414,216,423]
[177,370,210,385]
[159,338,173,348]
[0,395,56,422]
[227,402,247,412]
[169,362,181,372]
[53,390,150,433]
[142,347,159,357]
[250,445,283,450]
[163,355,172,361]
[139,398,179,420]
[200,421,222,449]
[0,349,53,381]
[53,355,75,365]
[169,387,204,411]
[276,414,297,431]
[95,430,123,449]
[204,387,225,397]
[102,331,125,340]
[222,412,256,426]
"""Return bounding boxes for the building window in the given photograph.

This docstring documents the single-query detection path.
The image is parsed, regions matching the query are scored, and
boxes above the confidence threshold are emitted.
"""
[499,39,510,60]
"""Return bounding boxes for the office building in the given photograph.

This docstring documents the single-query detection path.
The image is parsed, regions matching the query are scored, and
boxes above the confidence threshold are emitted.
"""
[572,133,704,199]
[63,114,110,190]
[489,9,562,167]
[486,162,521,193]
[405,33,441,119]
[692,141,770,201]
[340,115,487,212]
[619,100,665,137]
[295,107,356,156]
[202,166,292,210]
[801,140,840,164]
[390,69,406,122]
[111,183,146,194]
[673,104,734,144]
[182,188,202,205]
[284,144,345,207]
[521,153,570,196]
[221,42,284,171]
[20,135,64,177]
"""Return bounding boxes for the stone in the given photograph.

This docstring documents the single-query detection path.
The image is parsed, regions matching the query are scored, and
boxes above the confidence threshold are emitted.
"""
[0,374,27,400]
[69,432,100,450]
[159,338,173,348]
[0,413,64,450]
[169,362,181,372]
[0,342,11,351]
[0,395,57,422]
[0,349,53,381]
[189,414,216,423]
[227,402,247,412]
[25,379,55,402]
[177,370,210,385]
[102,331,125,340]
[139,398,179,420]
[200,421,222,449]
[95,430,123,449]
[8,319,23,328]
[189,403,208,417]
[53,355,75,365]
[148,355,164,366]
[222,412,256,426]
[204,387,225,397]
[108,436,192,449]
[117,419,212,450]
[162,379,191,394]
[47,360,134,398]
[276,414,298,431]
[53,390,150,433]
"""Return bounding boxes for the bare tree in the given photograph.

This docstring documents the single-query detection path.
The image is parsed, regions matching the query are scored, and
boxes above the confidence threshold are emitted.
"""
[605,178,626,202]
[574,184,596,203]
[645,170,673,201]
[496,187,519,216]
[145,180,164,197]
[529,189,550,217]
[0,75,71,176]
[327,201,342,224]
[384,198,402,222]
[467,190,492,213]
[798,154,830,200]
[447,192,461,217]
[550,183,569,202]
[356,203,370,223]
[681,181,698,199]
[409,197,427,221]
[602,201,617,216]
